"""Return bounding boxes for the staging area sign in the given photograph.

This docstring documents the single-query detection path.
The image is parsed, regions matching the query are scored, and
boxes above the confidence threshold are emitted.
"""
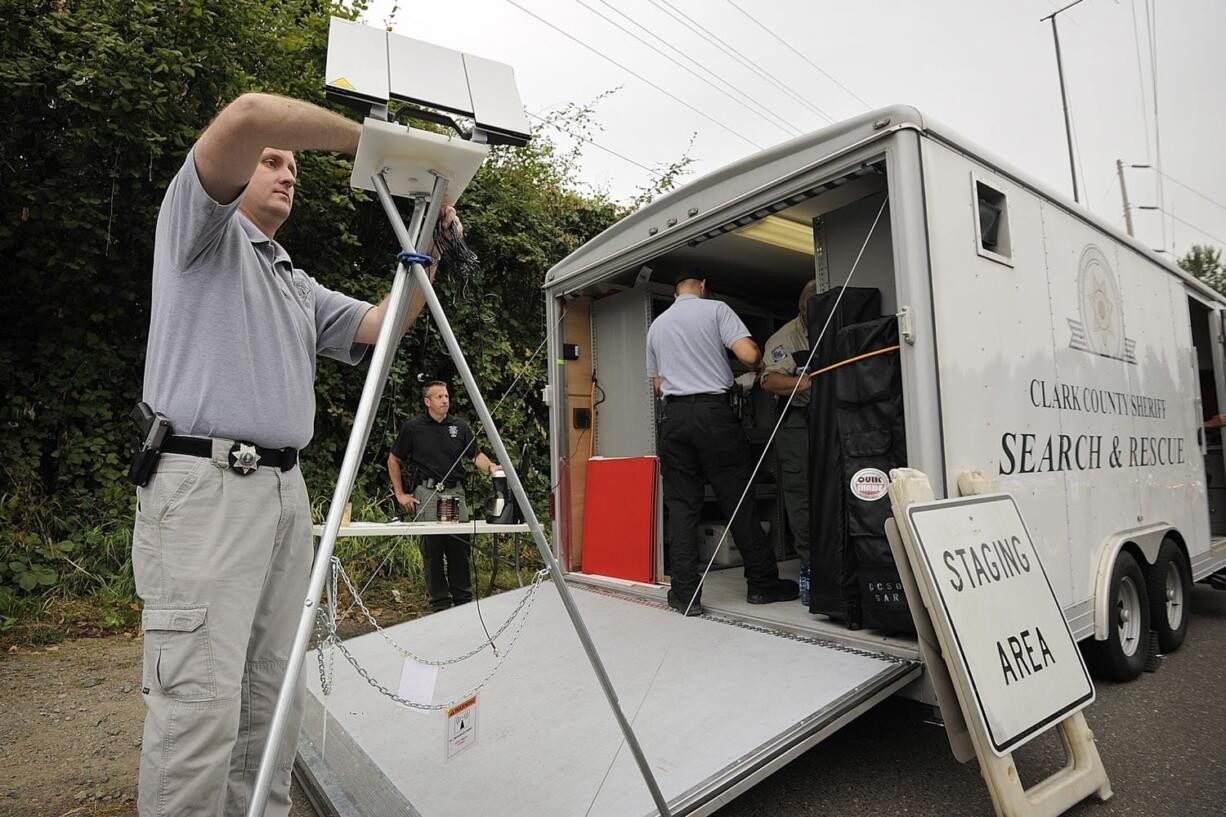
[905,494,1094,755]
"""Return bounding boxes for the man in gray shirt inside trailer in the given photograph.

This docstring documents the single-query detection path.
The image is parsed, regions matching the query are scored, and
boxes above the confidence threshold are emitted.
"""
[132,92,454,816]
[646,270,798,617]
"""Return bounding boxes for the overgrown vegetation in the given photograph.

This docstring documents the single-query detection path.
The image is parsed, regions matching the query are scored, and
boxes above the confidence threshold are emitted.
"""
[1179,244,1225,294]
[0,0,691,638]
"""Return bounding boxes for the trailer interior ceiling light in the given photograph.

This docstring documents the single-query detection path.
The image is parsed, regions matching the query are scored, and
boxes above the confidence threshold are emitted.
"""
[736,215,815,255]
[689,165,877,248]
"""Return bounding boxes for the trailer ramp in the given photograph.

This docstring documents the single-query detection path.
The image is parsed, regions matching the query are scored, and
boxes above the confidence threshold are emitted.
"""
[297,582,919,817]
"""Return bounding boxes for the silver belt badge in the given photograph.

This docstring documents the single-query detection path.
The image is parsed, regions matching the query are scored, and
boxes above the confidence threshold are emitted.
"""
[230,442,261,475]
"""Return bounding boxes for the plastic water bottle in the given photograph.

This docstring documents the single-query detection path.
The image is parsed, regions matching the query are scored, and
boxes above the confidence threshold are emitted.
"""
[799,564,811,607]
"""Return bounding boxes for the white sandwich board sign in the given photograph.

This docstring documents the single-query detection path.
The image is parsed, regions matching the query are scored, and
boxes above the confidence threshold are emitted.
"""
[905,494,1095,755]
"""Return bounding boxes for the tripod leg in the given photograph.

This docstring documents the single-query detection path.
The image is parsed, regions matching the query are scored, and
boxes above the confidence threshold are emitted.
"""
[372,174,673,816]
[246,173,448,817]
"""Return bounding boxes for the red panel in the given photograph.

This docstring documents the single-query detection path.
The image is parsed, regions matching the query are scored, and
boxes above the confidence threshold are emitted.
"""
[581,456,658,582]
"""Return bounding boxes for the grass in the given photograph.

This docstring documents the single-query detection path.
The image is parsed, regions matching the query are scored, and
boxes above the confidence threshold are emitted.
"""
[1,484,546,651]
[0,533,544,651]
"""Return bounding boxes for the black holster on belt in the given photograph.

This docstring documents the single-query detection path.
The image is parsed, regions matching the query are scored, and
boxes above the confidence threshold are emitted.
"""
[128,402,172,487]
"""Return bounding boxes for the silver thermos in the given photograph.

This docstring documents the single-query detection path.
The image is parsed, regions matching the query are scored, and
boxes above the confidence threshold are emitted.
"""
[486,468,517,524]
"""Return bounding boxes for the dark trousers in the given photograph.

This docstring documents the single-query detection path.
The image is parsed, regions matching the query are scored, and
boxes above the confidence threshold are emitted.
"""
[418,536,472,611]
[413,484,473,610]
[659,397,780,604]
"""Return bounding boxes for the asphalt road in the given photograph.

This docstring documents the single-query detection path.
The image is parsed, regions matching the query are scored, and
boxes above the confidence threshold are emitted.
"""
[717,583,1226,817]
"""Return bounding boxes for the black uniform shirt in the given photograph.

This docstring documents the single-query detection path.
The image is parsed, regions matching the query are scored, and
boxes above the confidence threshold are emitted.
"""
[391,413,477,485]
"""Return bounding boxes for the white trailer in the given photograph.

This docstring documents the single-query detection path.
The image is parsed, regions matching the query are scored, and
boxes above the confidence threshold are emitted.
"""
[543,104,1226,683]
[298,105,1226,816]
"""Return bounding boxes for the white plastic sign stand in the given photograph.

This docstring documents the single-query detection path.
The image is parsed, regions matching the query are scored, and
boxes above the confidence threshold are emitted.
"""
[907,492,1094,752]
[886,468,1111,817]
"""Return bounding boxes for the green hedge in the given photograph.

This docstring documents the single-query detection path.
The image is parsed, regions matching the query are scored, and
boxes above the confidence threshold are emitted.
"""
[0,0,663,613]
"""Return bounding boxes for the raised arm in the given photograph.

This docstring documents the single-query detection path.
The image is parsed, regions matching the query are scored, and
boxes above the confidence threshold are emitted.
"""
[194,93,361,204]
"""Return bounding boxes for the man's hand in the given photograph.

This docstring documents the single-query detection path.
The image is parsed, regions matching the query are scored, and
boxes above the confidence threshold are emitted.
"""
[439,205,461,236]
[396,492,418,512]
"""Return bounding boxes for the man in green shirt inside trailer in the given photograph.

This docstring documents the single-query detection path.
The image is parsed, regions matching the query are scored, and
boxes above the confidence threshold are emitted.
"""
[760,280,819,606]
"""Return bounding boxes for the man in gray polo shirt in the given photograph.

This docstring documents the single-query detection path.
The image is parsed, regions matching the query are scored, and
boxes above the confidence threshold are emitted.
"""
[132,92,454,816]
[647,271,798,616]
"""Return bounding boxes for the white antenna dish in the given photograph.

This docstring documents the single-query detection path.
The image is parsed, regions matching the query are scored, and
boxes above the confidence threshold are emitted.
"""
[325,17,531,147]
[325,17,531,200]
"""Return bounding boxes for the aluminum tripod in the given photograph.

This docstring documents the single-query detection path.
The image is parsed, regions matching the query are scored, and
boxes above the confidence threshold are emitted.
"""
[247,171,671,817]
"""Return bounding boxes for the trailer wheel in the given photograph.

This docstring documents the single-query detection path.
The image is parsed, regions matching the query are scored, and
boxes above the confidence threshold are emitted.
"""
[1147,539,1191,653]
[1084,551,1150,682]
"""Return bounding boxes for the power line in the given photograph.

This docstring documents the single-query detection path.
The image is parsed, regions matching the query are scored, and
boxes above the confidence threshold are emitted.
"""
[574,0,802,137]
[1128,0,1152,162]
[648,0,835,125]
[1155,208,1226,249]
[1094,173,1118,217]
[1146,0,1168,251]
[527,111,663,178]
[589,0,804,137]
[1150,168,1226,216]
[504,0,764,149]
[722,0,869,111]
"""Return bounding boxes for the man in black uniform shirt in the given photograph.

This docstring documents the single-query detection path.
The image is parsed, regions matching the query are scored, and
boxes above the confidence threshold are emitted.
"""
[389,381,500,610]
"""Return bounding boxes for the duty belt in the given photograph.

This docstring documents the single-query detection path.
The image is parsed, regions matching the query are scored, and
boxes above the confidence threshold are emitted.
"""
[161,435,299,475]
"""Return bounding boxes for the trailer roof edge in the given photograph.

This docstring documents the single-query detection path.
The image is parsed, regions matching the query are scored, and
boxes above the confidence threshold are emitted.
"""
[542,104,1223,306]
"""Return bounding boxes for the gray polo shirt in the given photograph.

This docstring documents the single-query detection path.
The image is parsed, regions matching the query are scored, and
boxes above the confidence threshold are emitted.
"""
[646,294,751,397]
[141,148,372,449]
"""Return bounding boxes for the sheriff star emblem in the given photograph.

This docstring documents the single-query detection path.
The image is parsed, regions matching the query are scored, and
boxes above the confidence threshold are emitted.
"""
[230,442,261,475]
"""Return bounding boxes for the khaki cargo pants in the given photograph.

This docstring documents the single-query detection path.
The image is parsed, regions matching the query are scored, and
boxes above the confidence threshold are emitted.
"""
[131,444,312,817]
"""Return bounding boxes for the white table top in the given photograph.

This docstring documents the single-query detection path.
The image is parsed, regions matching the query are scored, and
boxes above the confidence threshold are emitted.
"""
[312,520,530,538]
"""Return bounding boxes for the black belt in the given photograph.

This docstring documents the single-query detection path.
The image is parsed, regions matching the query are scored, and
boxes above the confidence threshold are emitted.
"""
[665,392,729,403]
[162,435,298,474]
[418,477,460,490]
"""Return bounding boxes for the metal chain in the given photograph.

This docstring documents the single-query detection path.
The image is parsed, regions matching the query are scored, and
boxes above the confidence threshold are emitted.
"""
[314,558,340,696]
[320,567,551,711]
[335,559,544,665]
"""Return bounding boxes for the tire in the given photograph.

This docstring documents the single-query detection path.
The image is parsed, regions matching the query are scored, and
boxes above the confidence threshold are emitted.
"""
[1147,539,1192,654]
[1083,551,1150,682]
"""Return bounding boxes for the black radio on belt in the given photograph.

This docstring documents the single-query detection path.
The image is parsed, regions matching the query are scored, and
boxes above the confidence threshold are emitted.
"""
[128,401,172,487]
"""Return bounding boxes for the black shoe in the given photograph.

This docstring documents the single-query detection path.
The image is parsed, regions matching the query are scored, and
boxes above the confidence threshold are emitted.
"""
[747,579,800,605]
[667,590,704,617]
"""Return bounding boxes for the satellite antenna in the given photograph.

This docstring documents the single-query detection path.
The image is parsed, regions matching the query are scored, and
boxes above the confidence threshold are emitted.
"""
[247,19,672,817]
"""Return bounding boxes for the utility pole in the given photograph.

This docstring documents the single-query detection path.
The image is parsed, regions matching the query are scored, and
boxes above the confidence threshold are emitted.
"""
[1041,0,1089,204]
[1116,159,1134,237]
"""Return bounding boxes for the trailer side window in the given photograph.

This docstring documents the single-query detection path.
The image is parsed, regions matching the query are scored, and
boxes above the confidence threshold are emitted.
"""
[974,179,1012,265]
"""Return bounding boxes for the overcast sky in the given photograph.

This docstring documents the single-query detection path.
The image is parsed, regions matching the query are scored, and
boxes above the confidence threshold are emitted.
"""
[363,0,1224,259]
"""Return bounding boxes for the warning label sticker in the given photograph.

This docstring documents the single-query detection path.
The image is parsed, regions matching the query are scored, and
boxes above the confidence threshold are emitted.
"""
[445,695,478,760]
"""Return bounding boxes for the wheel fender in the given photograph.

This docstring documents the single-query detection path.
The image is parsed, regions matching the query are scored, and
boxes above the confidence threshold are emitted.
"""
[1091,524,1171,641]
